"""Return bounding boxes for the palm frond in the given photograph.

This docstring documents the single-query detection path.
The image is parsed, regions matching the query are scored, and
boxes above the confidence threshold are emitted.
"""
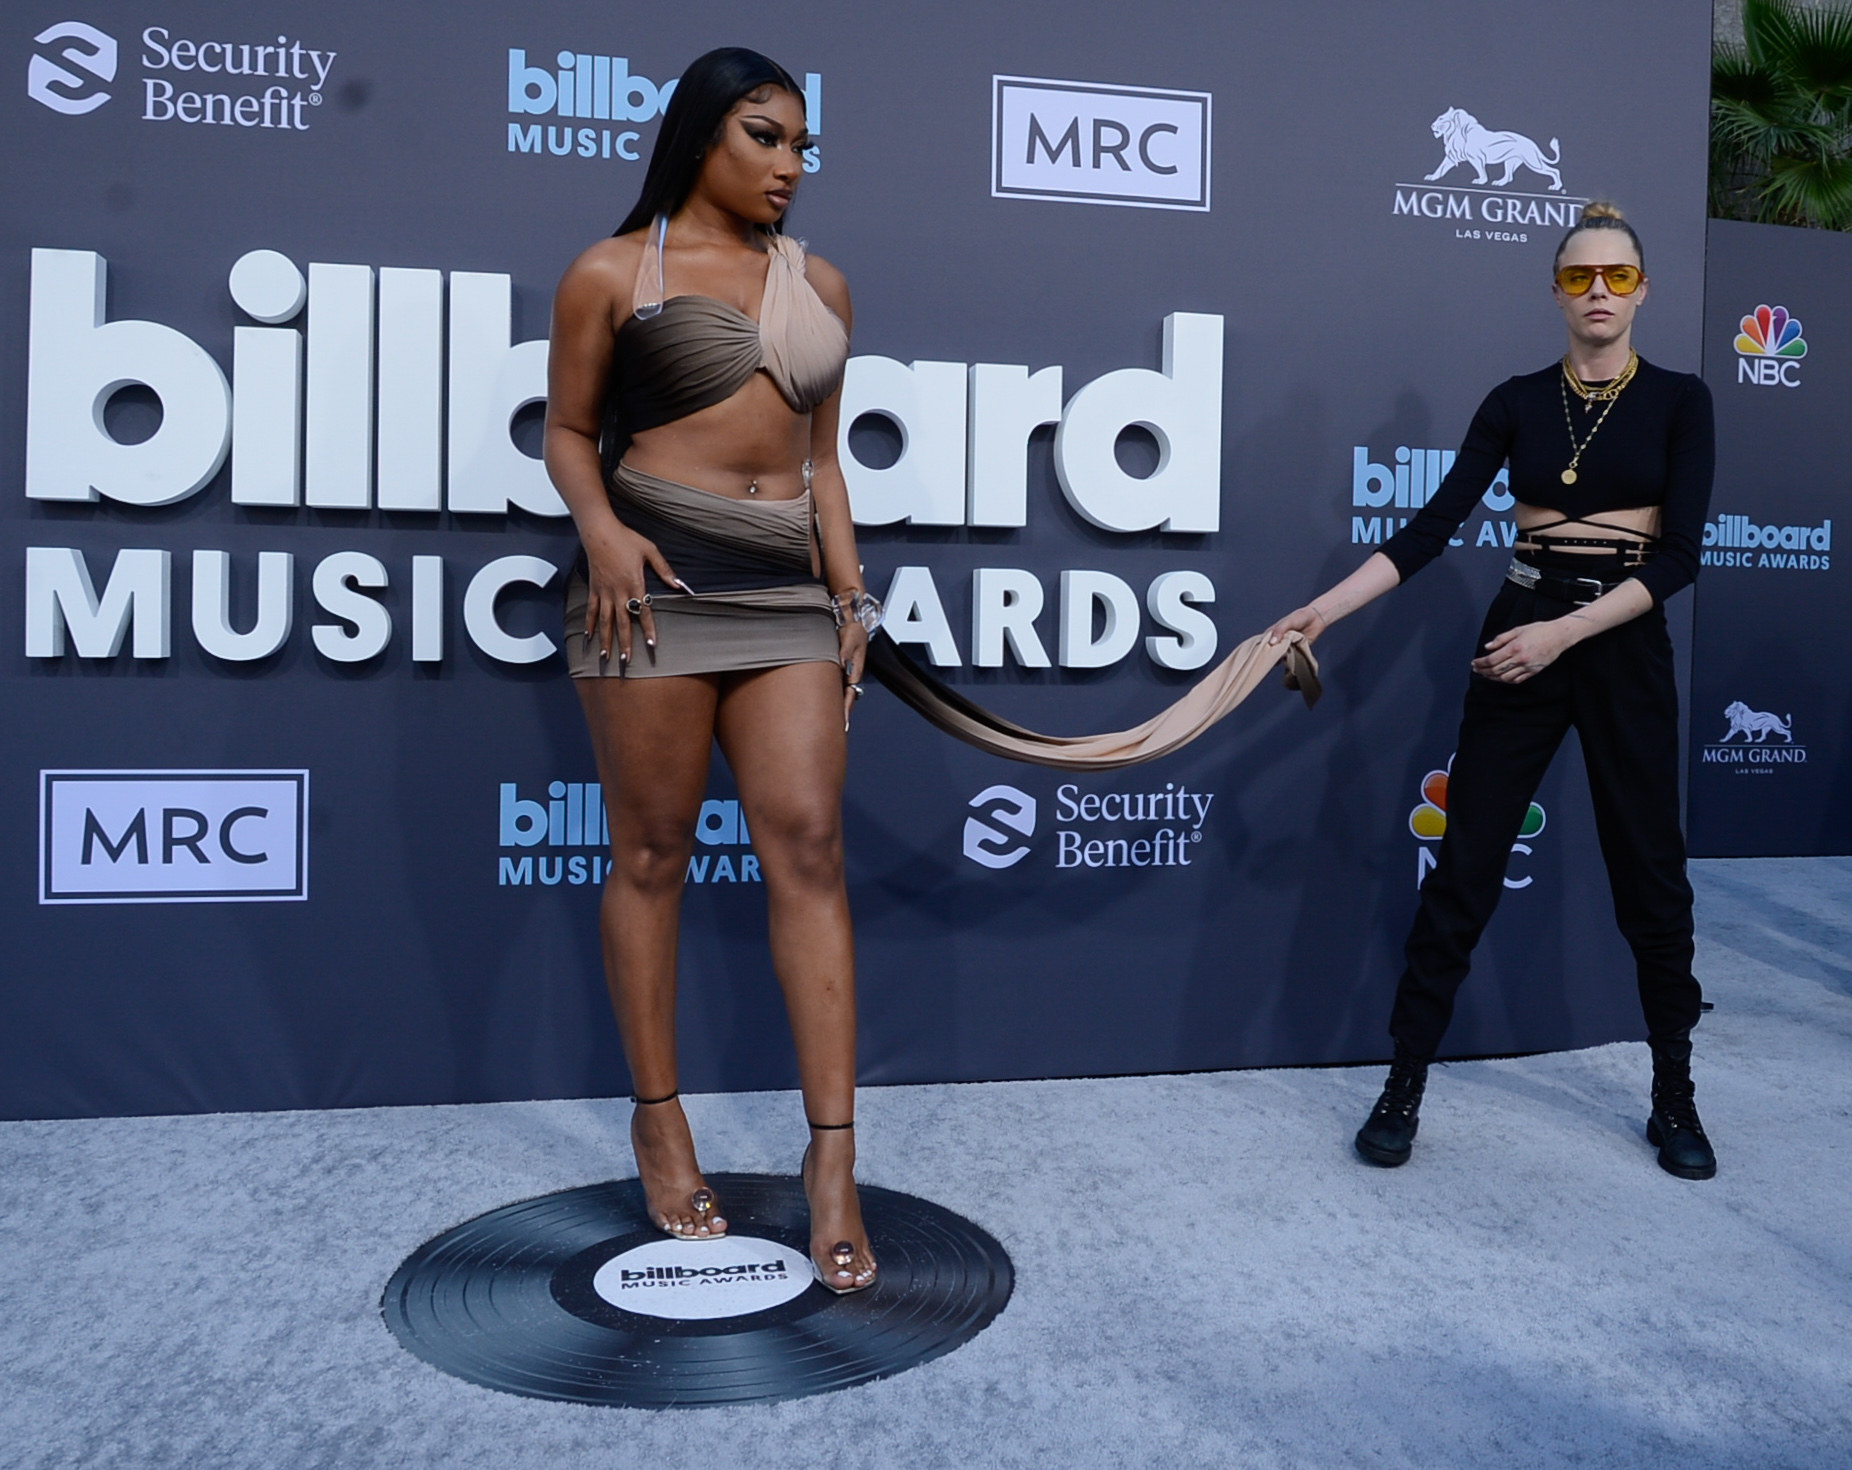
[1768,6,1852,103]
[1762,151,1852,227]
[1714,0,1852,231]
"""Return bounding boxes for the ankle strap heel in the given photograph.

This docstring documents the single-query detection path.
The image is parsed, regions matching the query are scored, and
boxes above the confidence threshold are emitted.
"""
[807,1119,854,1130]
[632,1090,678,1106]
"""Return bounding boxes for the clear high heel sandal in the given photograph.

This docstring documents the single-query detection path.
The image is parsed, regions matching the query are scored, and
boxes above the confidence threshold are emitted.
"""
[802,1119,877,1295]
[631,1091,725,1240]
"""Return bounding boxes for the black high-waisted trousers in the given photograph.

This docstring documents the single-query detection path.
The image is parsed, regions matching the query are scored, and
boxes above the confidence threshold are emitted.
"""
[1388,576,1703,1060]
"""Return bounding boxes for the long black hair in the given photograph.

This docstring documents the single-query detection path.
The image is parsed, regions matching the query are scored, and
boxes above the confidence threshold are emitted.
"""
[614,47,804,237]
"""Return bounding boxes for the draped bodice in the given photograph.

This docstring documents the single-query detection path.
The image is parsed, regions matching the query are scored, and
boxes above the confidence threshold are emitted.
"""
[606,221,848,443]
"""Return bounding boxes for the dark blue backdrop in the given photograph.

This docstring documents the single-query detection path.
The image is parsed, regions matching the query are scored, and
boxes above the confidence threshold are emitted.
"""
[1688,220,1852,857]
[3,0,1718,1118]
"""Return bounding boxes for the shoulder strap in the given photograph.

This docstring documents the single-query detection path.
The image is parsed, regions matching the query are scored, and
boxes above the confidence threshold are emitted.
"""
[632,215,668,319]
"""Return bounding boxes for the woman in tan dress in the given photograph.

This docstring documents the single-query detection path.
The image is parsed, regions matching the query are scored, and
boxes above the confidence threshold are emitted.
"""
[543,47,876,1292]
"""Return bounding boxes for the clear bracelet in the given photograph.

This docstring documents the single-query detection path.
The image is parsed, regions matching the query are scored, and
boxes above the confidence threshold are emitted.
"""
[831,590,885,634]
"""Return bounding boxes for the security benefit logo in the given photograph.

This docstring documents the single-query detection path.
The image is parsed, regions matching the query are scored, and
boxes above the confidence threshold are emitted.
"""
[1393,106,1588,244]
[963,781,1212,873]
[497,783,760,888]
[39,770,308,904]
[1407,759,1545,889]
[27,21,114,114]
[27,21,338,130]
[962,785,1036,870]
[992,76,1210,211]
[1699,702,1806,776]
[1734,304,1808,388]
[507,47,822,166]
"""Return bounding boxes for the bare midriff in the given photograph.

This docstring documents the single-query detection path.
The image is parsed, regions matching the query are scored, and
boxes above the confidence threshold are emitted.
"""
[1514,501,1659,554]
[622,369,815,502]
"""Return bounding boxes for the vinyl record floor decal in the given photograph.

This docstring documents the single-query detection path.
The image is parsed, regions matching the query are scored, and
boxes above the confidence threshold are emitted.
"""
[381,1173,1013,1407]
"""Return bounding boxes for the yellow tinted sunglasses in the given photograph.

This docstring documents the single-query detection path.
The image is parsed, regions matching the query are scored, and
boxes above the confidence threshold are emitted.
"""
[1554,263,1644,296]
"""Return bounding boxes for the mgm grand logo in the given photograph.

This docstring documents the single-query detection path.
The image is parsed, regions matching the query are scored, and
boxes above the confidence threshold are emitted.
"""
[1392,106,1589,243]
[1700,702,1807,774]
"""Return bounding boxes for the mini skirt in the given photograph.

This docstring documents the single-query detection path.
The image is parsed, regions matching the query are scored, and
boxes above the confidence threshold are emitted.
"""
[564,462,838,679]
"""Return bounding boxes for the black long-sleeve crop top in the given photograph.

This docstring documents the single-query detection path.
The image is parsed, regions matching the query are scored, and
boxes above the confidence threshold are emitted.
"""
[1379,357,1714,606]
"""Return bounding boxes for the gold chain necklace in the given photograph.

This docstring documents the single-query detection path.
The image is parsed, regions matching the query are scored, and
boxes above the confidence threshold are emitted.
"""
[1559,351,1638,485]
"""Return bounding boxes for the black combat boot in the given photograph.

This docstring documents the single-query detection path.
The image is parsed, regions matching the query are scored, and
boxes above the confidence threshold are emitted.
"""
[1355,1051,1429,1167]
[1646,1031,1717,1181]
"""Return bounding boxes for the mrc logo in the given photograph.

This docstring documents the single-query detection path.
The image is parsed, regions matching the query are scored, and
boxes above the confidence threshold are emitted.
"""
[991,75,1210,212]
[1734,304,1807,387]
[39,769,308,904]
[27,21,116,114]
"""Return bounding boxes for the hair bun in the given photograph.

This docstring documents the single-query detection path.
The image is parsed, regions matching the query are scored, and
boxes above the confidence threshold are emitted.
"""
[1580,200,1626,222]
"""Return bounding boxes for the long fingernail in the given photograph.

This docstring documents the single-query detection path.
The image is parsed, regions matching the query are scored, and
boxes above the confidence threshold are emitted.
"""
[646,638,655,649]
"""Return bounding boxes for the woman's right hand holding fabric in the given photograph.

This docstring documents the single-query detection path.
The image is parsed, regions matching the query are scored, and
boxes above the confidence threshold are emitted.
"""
[1265,604,1328,648]
[583,519,680,667]
[1264,553,1403,648]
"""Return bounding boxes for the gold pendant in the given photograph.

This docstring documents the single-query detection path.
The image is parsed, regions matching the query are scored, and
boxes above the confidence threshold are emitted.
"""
[1561,468,1578,485]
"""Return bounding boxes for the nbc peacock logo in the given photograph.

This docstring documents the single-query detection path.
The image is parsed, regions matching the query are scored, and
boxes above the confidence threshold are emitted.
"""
[1408,758,1545,889]
[1734,304,1808,387]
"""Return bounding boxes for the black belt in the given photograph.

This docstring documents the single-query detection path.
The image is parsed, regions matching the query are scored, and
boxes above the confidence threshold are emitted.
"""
[1504,558,1633,606]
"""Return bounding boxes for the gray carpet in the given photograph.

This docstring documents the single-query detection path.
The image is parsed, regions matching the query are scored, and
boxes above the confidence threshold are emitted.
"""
[3,857,1849,1470]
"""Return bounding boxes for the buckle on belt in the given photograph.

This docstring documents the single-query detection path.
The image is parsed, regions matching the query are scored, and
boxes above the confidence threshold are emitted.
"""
[1504,559,1610,604]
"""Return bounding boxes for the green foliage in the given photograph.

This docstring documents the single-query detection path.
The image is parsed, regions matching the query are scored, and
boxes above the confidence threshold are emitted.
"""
[1712,0,1852,229]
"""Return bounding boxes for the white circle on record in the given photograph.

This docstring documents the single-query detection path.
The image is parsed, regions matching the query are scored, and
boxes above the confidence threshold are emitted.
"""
[593,1235,812,1320]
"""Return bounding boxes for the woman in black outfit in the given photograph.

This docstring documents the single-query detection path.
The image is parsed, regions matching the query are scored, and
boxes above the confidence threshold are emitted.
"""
[1266,202,1718,1180]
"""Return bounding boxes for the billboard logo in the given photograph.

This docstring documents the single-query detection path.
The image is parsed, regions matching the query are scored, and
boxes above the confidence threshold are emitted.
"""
[28,21,116,115]
[39,770,308,904]
[507,49,822,167]
[591,1236,810,1321]
[1393,106,1586,243]
[1408,760,1543,889]
[1699,514,1830,571]
[496,782,758,886]
[963,785,1036,869]
[1348,444,1514,550]
[1734,304,1807,387]
[991,75,1210,212]
[1700,702,1806,772]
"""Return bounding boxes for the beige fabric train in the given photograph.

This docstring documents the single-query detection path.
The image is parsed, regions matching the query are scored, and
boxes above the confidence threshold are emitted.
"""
[866,631,1321,771]
[564,464,837,680]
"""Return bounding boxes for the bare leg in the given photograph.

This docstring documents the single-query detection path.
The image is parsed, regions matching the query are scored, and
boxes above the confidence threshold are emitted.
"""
[577,672,730,1238]
[715,660,874,1289]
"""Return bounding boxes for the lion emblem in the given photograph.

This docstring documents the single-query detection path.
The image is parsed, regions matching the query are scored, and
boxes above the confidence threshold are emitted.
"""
[1719,701,1793,743]
[1425,108,1563,192]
